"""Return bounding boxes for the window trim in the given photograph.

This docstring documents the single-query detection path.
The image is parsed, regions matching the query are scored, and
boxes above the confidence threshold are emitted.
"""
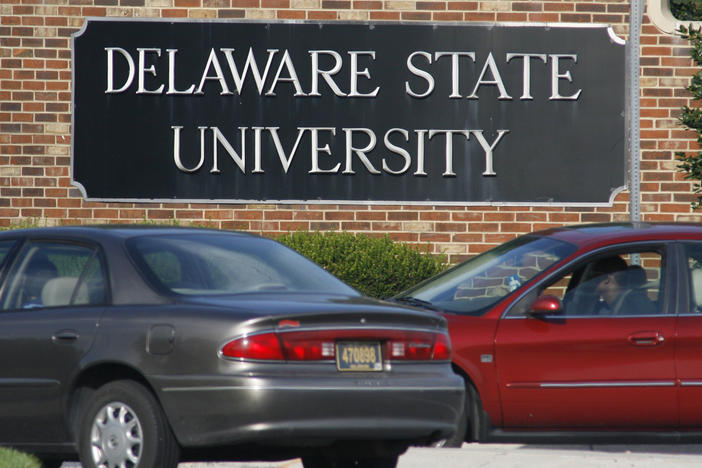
[649,0,697,34]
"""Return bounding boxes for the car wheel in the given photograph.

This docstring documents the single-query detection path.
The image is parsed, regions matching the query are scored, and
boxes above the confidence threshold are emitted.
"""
[77,380,179,468]
[301,454,399,468]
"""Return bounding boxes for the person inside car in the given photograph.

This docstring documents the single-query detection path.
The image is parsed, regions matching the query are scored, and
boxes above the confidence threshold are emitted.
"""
[591,256,657,316]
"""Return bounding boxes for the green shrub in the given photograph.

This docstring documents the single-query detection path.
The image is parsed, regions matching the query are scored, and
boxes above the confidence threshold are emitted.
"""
[277,231,447,298]
[671,0,702,20]
[0,447,41,468]
[677,25,702,209]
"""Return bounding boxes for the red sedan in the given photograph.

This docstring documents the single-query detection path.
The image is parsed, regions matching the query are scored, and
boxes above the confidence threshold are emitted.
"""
[394,223,702,445]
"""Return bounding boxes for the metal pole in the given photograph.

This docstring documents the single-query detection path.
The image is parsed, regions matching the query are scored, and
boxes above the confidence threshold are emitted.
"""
[628,0,645,222]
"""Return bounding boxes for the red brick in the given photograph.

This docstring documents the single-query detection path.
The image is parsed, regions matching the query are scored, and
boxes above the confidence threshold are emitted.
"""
[342,222,371,230]
[485,212,515,222]
[264,211,293,220]
[420,233,451,242]
[496,12,527,21]
[417,2,445,10]
[388,211,418,221]
[420,211,450,221]
[401,11,431,20]
[278,10,306,18]
[161,9,188,17]
[234,210,263,220]
[370,11,400,20]
[309,222,340,231]
[325,211,354,221]
[434,12,464,21]
[354,1,382,8]
[279,221,310,231]
[309,10,338,19]
[447,2,477,9]
[148,210,175,219]
[560,13,591,22]
[513,2,541,11]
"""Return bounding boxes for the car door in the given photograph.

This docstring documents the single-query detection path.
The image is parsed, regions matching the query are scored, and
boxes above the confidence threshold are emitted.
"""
[0,240,108,444]
[494,244,678,429]
[675,241,702,427]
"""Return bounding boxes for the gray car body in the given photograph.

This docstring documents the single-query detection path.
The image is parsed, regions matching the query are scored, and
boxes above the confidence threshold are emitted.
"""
[0,226,464,461]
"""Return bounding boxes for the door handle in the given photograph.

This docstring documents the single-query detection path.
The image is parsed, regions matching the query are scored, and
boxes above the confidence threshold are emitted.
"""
[628,331,664,347]
[52,330,79,343]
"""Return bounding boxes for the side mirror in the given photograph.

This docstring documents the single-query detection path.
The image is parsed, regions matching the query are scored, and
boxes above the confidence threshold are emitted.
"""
[527,295,563,317]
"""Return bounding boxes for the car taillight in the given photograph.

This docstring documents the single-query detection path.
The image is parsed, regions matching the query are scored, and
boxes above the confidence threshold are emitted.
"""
[432,333,452,360]
[221,329,451,362]
[388,331,452,361]
[280,333,336,360]
[221,332,284,360]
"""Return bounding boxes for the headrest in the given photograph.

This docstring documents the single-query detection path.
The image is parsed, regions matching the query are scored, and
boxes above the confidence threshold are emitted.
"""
[41,277,89,307]
[625,265,648,288]
[693,269,702,308]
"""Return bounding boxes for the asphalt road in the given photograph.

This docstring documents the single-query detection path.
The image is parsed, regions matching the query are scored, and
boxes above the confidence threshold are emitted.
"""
[172,443,702,468]
[61,443,702,467]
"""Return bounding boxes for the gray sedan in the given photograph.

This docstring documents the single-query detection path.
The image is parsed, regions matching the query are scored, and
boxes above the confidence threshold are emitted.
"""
[0,226,463,468]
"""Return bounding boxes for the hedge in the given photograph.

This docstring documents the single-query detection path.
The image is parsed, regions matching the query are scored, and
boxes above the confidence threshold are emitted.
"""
[277,231,447,299]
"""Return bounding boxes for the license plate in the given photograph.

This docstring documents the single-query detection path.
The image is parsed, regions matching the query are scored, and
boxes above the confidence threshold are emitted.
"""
[336,341,383,372]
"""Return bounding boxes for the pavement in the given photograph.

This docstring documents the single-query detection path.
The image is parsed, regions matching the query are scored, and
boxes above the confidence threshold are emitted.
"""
[174,443,702,468]
[60,443,702,467]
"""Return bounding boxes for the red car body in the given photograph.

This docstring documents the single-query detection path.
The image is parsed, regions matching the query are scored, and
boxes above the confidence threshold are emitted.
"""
[396,223,702,442]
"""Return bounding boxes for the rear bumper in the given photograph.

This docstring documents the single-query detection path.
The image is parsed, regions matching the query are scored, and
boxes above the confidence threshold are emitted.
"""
[153,364,465,448]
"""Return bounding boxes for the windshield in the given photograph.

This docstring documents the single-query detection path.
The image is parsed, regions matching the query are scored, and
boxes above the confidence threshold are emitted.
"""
[127,233,358,296]
[396,235,576,315]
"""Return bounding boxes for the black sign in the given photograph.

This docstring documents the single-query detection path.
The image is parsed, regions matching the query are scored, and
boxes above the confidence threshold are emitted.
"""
[72,19,625,205]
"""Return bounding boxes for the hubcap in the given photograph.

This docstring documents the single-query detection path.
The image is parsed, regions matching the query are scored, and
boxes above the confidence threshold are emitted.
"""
[90,401,143,468]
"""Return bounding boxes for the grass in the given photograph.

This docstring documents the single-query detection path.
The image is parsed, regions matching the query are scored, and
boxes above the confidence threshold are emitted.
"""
[0,447,41,468]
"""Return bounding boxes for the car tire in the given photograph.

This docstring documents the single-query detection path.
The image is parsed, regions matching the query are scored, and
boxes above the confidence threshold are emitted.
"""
[77,380,179,468]
[436,381,470,448]
[301,454,399,468]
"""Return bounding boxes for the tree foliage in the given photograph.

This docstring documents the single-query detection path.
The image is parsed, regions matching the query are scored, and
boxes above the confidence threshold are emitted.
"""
[671,0,702,20]
[677,25,702,209]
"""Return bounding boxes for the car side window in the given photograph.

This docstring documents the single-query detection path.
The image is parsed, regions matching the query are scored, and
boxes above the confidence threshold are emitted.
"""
[0,241,17,267]
[684,243,702,313]
[0,242,107,310]
[510,248,665,317]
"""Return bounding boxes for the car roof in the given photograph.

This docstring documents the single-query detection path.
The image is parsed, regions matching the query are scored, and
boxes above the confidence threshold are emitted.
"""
[534,222,702,249]
[0,225,256,241]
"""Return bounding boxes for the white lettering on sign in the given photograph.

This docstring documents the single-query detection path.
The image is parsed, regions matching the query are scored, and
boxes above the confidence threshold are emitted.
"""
[105,47,582,102]
[106,45,583,179]
[171,125,509,178]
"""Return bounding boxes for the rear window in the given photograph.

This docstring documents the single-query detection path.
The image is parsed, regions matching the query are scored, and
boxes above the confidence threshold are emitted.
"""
[126,233,357,296]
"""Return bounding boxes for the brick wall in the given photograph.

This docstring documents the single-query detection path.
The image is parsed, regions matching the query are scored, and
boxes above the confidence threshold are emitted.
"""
[1,0,700,263]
